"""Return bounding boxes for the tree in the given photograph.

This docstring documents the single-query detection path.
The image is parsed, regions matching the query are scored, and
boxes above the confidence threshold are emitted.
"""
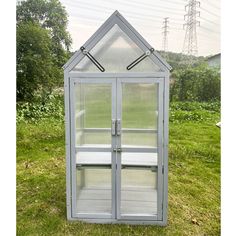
[16,0,72,101]
[17,0,72,67]
[17,22,61,100]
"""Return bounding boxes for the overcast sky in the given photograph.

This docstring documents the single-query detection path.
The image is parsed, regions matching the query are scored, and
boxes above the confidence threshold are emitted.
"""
[60,0,220,56]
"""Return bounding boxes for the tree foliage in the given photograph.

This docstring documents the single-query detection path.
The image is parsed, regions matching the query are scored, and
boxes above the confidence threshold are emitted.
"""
[17,22,61,100]
[17,0,72,66]
[159,51,206,70]
[17,0,72,101]
[170,64,221,102]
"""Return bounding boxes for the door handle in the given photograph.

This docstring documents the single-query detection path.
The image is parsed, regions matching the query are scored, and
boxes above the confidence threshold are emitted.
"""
[112,119,121,136]
[111,119,116,135]
[116,119,121,136]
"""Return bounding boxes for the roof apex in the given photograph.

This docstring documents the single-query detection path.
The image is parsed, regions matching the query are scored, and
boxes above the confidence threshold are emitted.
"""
[63,10,172,71]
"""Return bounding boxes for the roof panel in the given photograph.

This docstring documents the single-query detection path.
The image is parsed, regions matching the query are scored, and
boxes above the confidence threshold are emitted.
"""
[63,10,171,72]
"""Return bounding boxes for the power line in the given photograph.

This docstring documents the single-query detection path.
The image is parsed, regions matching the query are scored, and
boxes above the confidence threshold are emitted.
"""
[64,0,184,23]
[64,0,186,21]
[67,3,220,34]
[198,31,220,39]
[159,0,185,6]
[200,7,220,18]
[63,0,220,53]
[200,25,220,34]
[204,0,220,10]
[182,0,200,57]
[200,16,219,25]
[162,17,169,51]
[105,0,186,14]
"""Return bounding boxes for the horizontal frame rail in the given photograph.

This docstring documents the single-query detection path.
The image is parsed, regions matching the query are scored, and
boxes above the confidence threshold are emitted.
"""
[121,147,158,153]
[76,147,111,152]
[75,146,158,153]
[76,128,157,133]
[69,72,167,78]
[76,164,112,169]
[76,165,158,171]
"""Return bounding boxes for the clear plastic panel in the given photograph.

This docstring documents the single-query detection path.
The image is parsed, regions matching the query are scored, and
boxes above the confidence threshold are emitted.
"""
[72,24,161,72]
[121,83,158,148]
[76,167,112,214]
[121,168,157,215]
[75,83,112,147]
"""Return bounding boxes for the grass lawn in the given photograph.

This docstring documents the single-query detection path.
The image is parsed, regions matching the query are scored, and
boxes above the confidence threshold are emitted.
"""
[17,103,220,235]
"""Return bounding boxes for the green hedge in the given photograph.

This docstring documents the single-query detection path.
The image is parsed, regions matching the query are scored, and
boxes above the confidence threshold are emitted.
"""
[170,64,220,102]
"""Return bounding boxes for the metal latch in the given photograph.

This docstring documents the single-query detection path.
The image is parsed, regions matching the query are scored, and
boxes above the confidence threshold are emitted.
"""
[126,48,154,70]
[113,147,122,152]
[80,46,105,72]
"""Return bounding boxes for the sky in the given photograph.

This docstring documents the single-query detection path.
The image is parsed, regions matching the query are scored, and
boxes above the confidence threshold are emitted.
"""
[60,0,220,56]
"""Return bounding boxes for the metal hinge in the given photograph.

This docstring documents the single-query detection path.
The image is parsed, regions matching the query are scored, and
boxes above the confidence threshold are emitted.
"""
[126,48,154,70]
[80,46,105,72]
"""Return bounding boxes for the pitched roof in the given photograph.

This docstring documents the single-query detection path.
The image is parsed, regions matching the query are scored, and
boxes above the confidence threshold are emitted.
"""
[63,10,172,71]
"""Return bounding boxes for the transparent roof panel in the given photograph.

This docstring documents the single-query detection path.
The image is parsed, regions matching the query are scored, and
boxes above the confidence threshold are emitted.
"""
[72,24,161,72]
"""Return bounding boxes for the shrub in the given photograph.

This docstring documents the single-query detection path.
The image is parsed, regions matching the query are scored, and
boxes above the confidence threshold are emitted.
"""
[169,101,220,123]
[170,64,220,102]
[17,92,64,123]
[170,101,220,112]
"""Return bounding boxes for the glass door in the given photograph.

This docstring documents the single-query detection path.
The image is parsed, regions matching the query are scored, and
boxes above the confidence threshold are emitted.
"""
[116,78,164,221]
[70,78,116,219]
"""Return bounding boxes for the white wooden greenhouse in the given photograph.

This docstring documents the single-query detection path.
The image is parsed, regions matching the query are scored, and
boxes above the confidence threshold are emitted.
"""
[63,10,171,225]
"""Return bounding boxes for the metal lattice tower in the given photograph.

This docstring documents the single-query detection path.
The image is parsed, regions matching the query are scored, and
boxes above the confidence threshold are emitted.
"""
[162,17,169,52]
[182,0,200,56]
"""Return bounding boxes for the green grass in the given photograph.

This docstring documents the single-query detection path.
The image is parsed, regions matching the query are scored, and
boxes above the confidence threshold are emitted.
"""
[17,106,220,235]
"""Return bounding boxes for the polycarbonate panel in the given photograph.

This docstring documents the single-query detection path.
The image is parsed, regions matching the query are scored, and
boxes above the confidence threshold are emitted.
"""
[121,168,157,215]
[76,168,112,214]
[121,83,158,147]
[75,83,112,146]
[72,24,161,72]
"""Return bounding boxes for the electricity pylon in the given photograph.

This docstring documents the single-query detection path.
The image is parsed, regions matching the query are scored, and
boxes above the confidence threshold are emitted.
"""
[182,0,200,56]
[162,17,169,52]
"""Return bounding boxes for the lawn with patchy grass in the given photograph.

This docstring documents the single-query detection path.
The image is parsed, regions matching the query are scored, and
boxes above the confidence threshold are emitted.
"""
[17,102,220,236]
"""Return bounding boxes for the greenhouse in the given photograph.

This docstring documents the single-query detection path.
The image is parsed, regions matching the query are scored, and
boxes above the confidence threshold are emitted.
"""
[63,10,171,225]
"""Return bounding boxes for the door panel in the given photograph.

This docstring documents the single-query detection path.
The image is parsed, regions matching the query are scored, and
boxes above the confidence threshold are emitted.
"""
[75,83,112,146]
[71,78,116,219]
[70,77,163,220]
[121,83,158,148]
[116,78,163,220]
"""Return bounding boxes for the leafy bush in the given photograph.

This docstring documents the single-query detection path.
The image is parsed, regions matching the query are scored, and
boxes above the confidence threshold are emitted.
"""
[169,110,217,123]
[169,101,220,123]
[170,64,220,102]
[170,101,220,112]
[17,92,64,123]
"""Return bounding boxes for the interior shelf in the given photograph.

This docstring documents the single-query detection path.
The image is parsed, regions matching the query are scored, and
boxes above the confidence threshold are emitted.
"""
[76,151,158,168]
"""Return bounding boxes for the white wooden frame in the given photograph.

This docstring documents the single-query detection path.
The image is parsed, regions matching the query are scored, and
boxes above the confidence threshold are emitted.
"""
[64,10,171,225]
[70,78,116,219]
[116,78,164,222]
